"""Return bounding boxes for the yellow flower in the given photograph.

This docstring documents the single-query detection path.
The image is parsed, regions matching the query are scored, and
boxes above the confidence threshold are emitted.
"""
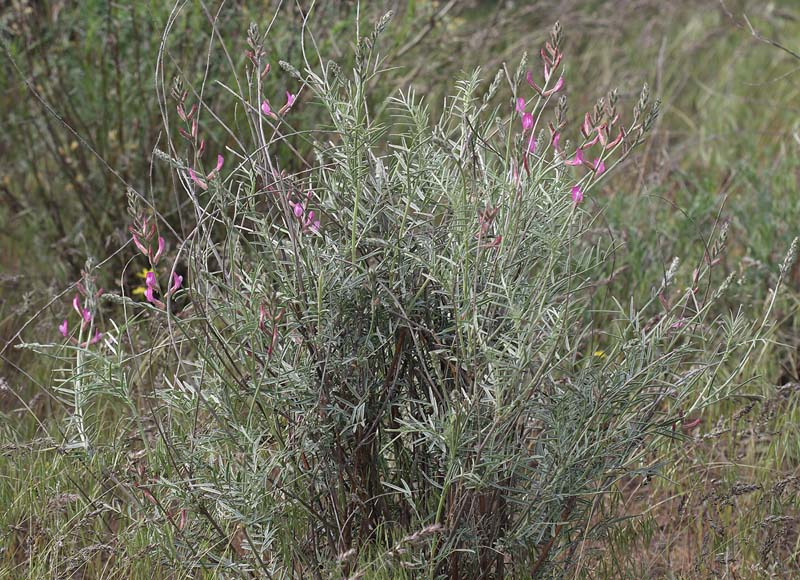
[593,350,606,359]
[132,268,152,297]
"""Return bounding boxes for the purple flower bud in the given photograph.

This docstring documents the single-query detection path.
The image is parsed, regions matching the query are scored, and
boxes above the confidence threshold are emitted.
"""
[72,294,83,318]
[132,234,149,256]
[188,168,208,190]
[59,319,68,337]
[145,271,157,289]
[145,286,156,303]
[515,97,526,114]
[526,70,544,95]
[152,237,165,264]
[571,185,584,204]
[170,272,183,294]
[261,100,271,116]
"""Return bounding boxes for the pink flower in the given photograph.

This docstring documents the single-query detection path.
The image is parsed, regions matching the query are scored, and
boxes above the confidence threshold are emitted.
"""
[290,201,304,218]
[170,272,183,294]
[59,319,68,337]
[152,237,165,264]
[552,132,561,150]
[188,168,208,190]
[527,135,537,154]
[515,97,526,114]
[565,148,585,166]
[597,126,608,148]
[607,127,625,149]
[581,113,593,138]
[543,76,564,96]
[593,158,606,175]
[72,294,83,318]
[145,271,157,290]
[132,233,149,257]
[206,154,225,180]
[285,91,296,107]
[144,286,156,304]
[571,185,584,204]
[261,100,272,116]
[526,70,543,95]
[521,112,534,131]
[89,330,102,345]
[82,308,91,323]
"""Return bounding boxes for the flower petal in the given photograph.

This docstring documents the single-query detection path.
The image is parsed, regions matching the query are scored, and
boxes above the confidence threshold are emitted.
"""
[521,112,534,131]
[565,148,585,166]
[571,185,584,204]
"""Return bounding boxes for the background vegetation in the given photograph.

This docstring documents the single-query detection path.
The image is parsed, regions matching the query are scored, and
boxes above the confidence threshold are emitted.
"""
[2,0,800,577]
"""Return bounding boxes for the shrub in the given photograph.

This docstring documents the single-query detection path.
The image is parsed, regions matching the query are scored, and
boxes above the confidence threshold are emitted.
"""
[23,14,788,579]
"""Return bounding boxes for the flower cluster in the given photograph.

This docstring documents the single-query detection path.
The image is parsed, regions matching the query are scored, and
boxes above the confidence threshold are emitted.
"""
[513,22,640,207]
[58,274,102,346]
[289,189,320,233]
[261,91,296,119]
[129,210,183,309]
[246,24,298,121]
[130,216,164,266]
[141,269,183,309]
[171,78,226,191]
[514,24,565,172]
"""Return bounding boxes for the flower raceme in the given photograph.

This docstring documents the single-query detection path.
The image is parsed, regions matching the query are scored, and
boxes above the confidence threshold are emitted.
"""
[512,24,649,209]
[261,90,297,120]
[289,190,321,233]
[58,289,102,346]
[130,216,165,267]
[141,267,183,308]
